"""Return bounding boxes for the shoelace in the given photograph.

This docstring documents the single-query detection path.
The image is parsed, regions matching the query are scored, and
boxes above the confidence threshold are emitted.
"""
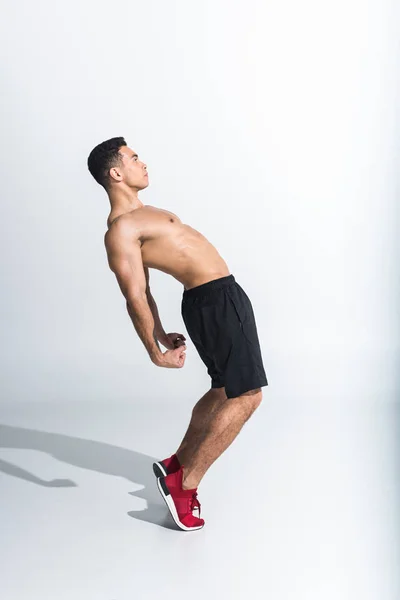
[190,492,201,517]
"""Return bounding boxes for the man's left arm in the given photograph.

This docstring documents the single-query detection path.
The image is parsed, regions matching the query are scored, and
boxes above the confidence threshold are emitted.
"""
[144,267,167,344]
[145,268,186,350]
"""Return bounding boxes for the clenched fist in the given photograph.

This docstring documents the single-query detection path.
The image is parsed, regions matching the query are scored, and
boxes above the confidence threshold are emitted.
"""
[154,345,187,368]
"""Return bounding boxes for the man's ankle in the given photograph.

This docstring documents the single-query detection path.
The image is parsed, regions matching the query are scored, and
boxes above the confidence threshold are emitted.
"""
[182,468,199,490]
[175,449,185,465]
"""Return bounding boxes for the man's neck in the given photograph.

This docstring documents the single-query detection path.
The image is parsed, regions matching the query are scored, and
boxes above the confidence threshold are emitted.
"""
[108,187,144,215]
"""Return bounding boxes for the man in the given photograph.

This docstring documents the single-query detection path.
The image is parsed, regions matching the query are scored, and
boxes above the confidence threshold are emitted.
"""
[87,137,268,531]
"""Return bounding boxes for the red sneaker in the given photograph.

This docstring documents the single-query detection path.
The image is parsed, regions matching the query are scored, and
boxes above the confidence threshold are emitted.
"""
[153,453,180,478]
[157,466,205,531]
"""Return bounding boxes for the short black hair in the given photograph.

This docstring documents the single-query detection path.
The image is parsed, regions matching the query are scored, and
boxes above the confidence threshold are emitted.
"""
[87,137,127,188]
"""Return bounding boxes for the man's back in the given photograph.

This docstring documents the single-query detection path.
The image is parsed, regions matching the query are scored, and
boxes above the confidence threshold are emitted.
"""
[105,205,229,290]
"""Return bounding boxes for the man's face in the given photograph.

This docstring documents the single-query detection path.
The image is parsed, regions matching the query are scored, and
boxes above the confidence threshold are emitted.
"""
[114,146,149,190]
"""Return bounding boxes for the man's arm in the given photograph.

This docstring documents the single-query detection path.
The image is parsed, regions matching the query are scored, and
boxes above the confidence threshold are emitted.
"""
[105,221,164,365]
[144,267,167,343]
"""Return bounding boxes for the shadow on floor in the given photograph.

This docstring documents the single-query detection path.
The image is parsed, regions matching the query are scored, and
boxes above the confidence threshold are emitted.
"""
[0,423,178,530]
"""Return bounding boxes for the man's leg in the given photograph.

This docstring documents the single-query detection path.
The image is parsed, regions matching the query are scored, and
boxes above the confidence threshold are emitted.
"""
[175,387,227,467]
[181,388,262,490]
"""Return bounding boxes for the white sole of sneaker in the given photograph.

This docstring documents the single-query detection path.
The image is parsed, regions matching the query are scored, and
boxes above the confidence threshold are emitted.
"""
[152,461,167,478]
[156,477,204,532]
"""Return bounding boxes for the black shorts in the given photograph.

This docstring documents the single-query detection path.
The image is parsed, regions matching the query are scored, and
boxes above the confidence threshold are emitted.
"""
[181,274,268,399]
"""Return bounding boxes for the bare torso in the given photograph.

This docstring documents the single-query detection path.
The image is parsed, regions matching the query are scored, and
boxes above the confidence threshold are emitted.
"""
[105,205,230,290]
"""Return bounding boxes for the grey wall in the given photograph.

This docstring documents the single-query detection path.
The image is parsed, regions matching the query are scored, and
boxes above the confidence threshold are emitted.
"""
[0,1,398,407]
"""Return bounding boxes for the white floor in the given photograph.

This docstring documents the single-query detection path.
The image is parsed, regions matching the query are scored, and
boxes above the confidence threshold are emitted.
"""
[0,397,399,600]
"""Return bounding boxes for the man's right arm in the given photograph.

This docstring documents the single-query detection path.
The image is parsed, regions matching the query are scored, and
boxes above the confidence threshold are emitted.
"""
[104,221,185,368]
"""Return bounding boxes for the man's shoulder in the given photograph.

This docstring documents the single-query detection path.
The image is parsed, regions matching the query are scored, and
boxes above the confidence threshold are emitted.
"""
[106,209,139,230]
[104,213,141,248]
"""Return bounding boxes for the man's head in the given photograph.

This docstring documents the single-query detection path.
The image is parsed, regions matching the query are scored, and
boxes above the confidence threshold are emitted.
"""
[87,137,149,192]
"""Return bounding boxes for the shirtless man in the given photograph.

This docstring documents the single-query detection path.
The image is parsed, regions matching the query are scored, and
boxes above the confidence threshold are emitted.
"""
[87,137,268,531]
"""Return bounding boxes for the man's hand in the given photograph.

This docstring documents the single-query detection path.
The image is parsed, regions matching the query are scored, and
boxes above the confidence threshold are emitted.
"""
[152,345,187,368]
[158,332,186,350]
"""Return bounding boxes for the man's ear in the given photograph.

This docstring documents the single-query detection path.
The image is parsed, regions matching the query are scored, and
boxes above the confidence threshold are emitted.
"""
[109,167,122,183]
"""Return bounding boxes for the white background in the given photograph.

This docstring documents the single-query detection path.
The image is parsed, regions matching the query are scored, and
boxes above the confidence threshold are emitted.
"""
[0,1,399,599]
